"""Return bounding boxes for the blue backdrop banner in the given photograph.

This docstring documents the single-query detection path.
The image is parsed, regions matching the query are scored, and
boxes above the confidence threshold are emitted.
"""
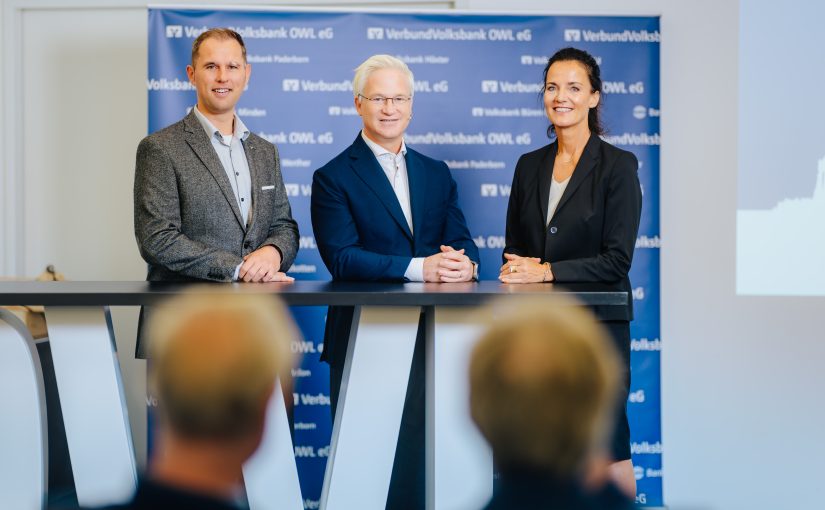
[148,8,661,508]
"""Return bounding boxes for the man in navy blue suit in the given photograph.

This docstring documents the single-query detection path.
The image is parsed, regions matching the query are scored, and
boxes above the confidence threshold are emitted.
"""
[311,54,479,510]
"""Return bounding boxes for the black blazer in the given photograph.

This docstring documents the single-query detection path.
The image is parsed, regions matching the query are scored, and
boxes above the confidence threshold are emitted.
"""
[65,478,241,510]
[483,467,636,510]
[504,134,642,321]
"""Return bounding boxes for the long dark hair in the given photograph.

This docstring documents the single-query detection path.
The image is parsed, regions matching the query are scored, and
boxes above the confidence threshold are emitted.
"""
[542,47,604,138]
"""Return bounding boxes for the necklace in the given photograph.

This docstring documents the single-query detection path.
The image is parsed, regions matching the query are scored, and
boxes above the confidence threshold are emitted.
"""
[556,151,575,164]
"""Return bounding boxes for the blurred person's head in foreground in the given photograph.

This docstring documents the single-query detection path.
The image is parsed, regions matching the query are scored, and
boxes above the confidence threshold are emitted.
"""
[469,296,621,480]
[147,290,296,501]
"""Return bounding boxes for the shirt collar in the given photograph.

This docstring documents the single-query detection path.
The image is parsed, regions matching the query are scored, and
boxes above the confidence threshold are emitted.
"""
[192,105,250,141]
[361,130,406,159]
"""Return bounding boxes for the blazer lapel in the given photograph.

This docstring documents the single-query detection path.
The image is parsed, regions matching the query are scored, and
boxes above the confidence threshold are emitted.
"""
[244,137,263,230]
[348,136,414,241]
[183,111,245,229]
[405,149,426,246]
[537,142,556,225]
[553,133,600,217]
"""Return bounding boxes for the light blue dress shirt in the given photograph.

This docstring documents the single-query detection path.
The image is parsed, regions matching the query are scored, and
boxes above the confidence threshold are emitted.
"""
[192,105,253,225]
[192,105,252,280]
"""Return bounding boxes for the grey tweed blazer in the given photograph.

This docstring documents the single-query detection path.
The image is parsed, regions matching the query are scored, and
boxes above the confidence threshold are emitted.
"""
[134,110,298,282]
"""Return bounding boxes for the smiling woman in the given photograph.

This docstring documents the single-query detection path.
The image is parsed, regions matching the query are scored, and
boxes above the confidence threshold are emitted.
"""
[500,46,642,499]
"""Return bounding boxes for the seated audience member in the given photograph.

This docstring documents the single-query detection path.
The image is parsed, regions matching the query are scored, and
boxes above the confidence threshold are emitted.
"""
[67,291,295,510]
[469,297,636,510]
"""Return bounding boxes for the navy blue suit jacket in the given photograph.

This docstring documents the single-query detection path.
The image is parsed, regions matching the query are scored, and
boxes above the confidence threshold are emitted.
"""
[311,134,478,365]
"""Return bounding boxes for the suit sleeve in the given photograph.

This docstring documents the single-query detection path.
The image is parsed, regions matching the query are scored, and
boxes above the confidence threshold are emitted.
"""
[133,136,242,281]
[260,143,299,270]
[550,151,642,283]
[311,169,412,281]
[503,154,529,259]
[439,162,480,265]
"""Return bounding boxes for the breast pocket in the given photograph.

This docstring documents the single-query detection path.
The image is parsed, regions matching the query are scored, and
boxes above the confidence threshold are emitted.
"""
[256,183,278,209]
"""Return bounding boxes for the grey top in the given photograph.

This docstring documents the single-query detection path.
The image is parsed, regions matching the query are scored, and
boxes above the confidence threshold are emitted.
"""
[546,174,571,225]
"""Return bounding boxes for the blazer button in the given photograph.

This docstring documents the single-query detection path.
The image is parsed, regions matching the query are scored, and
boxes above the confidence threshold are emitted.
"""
[550,226,558,234]
[244,241,252,249]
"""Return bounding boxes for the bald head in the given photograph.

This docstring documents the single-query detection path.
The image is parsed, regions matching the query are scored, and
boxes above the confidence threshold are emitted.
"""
[148,291,295,440]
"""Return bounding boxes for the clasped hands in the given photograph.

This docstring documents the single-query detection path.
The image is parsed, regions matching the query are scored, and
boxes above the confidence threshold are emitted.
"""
[238,245,294,283]
[423,245,475,283]
[499,253,553,283]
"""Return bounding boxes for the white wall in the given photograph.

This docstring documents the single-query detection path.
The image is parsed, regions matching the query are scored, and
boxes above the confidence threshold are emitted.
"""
[3,0,152,468]
[3,1,824,509]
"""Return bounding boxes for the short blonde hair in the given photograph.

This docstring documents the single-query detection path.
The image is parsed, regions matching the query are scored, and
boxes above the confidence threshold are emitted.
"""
[469,296,621,476]
[148,289,296,439]
[352,54,414,98]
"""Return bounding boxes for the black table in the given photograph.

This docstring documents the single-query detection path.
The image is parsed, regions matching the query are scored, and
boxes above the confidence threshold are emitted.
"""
[0,280,626,307]
[0,281,627,510]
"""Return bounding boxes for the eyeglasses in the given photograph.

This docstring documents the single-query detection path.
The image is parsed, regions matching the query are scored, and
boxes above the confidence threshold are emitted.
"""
[357,94,411,106]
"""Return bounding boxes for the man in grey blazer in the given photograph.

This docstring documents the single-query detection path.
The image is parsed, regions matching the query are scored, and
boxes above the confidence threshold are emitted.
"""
[134,28,298,356]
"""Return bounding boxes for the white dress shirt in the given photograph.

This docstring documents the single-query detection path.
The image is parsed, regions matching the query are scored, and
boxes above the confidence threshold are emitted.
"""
[360,131,425,281]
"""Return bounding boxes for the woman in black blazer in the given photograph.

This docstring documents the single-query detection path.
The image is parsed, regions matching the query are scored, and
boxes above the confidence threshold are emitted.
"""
[499,47,642,497]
